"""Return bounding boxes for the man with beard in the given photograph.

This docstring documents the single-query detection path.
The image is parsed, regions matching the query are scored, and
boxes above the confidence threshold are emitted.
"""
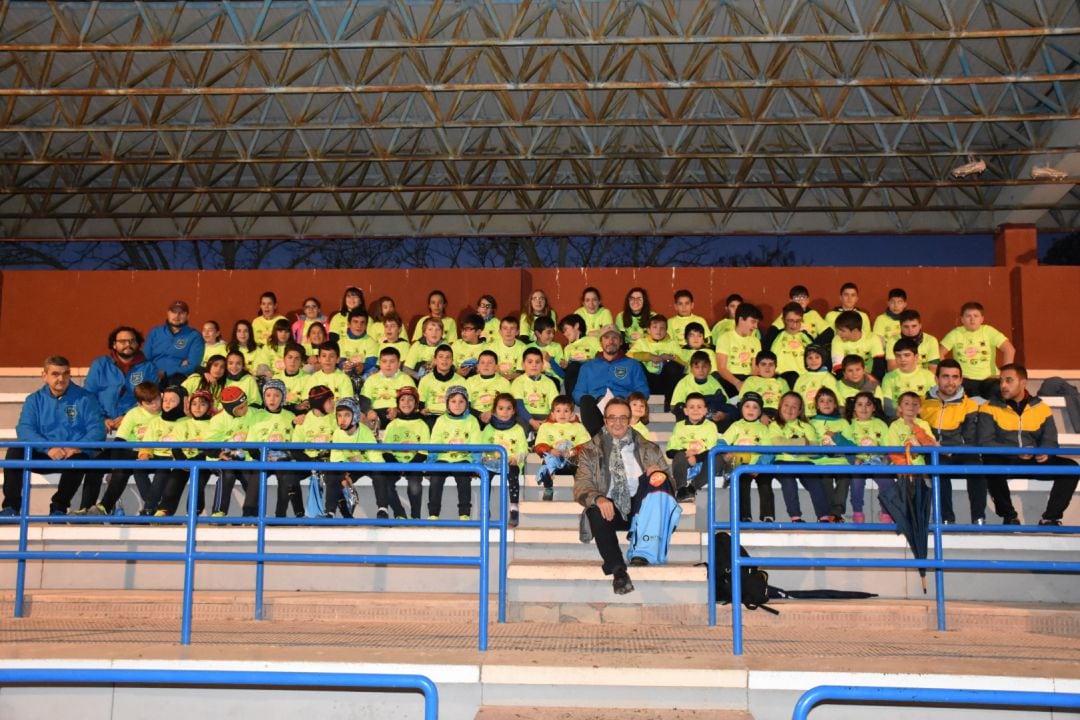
[572,325,649,436]
[144,300,204,386]
[76,326,159,513]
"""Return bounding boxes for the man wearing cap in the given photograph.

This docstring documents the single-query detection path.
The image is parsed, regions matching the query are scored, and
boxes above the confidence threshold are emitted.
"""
[574,396,673,595]
[144,300,205,387]
[572,324,649,436]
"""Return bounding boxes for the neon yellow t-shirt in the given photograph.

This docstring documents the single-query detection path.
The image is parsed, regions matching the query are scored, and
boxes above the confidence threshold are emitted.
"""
[739,376,790,410]
[940,324,1008,380]
[411,315,459,344]
[771,309,827,337]
[668,314,709,346]
[881,367,937,406]
[510,373,560,417]
[465,373,511,413]
[628,336,683,375]
[886,418,934,465]
[771,330,813,375]
[360,371,415,410]
[715,330,761,376]
[886,332,941,371]
[575,306,614,338]
[722,418,769,465]
[564,336,601,363]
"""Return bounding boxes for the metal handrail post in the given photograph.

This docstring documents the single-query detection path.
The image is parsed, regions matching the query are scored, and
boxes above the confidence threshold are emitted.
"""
[478,467,490,651]
[13,446,31,618]
[930,449,946,630]
[254,446,268,621]
[180,465,199,645]
[730,465,744,656]
[497,452,508,624]
[706,448,716,626]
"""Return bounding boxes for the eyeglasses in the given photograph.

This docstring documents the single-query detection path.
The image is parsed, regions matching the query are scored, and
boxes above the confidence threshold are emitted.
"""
[604,415,631,423]
[304,304,318,310]
[478,302,493,309]
[114,338,138,345]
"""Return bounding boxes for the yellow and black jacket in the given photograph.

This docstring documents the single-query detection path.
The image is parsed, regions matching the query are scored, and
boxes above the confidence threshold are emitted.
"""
[976,393,1057,449]
[920,388,979,446]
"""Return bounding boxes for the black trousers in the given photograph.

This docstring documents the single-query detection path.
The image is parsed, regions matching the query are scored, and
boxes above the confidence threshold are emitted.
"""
[428,462,474,518]
[739,473,775,522]
[2,446,91,514]
[935,452,987,522]
[579,395,604,437]
[98,448,153,513]
[645,363,685,411]
[585,478,666,575]
[984,455,1078,522]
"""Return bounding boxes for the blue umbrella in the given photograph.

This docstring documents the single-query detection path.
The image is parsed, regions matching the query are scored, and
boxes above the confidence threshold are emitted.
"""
[879,474,932,594]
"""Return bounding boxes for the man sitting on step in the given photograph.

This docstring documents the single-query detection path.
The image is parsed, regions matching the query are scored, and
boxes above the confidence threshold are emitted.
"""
[573,397,671,595]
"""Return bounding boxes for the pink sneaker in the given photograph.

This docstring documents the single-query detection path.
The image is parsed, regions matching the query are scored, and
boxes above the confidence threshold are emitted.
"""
[880,512,894,523]
[852,511,865,524]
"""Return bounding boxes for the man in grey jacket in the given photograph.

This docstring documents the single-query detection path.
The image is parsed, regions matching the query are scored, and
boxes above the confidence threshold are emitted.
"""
[574,397,671,595]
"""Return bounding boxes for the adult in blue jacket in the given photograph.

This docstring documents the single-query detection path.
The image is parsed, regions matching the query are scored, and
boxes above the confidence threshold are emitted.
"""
[1,357,107,516]
[144,300,204,386]
[80,326,158,512]
[573,325,649,435]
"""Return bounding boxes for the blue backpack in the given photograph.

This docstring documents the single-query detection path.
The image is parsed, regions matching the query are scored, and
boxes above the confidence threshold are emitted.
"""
[626,489,681,565]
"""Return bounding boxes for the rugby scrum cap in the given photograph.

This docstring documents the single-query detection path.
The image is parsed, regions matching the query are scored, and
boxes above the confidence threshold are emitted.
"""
[446,385,469,403]
[598,324,622,338]
[190,389,214,407]
[739,391,764,409]
[335,397,361,426]
[261,378,286,400]
[308,385,333,409]
[168,300,189,312]
[220,386,247,413]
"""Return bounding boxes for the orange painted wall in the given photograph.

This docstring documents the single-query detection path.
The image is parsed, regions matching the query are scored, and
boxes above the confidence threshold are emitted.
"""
[0,264,1058,368]
[1017,266,1080,369]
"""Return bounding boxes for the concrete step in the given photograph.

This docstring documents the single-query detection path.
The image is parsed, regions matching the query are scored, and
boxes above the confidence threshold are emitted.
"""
[507,560,707,606]
[511,528,705,563]
[475,708,752,720]
[515,499,697,530]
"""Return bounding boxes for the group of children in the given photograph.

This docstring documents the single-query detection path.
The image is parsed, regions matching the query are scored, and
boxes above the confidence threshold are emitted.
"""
[83,282,1014,525]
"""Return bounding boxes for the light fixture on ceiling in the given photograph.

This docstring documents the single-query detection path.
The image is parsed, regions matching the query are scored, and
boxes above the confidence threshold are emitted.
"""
[951,155,986,178]
[1031,165,1068,180]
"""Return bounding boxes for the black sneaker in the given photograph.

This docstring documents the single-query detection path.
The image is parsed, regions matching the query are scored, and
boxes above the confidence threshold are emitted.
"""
[1004,515,1021,525]
[508,509,519,528]
[675,485,696,503]
[376,508,389,520]
[612,568,634,595]
[629,556,649,567]
[1038,518,1062,526]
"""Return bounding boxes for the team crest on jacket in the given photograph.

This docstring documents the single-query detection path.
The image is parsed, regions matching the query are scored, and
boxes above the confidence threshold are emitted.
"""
[130,372,144,385]
[614,367,628,379]
[64,405,77,422]
[175,338,187,349]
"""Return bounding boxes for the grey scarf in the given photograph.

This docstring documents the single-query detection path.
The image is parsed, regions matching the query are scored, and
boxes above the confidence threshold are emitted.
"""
[607,430,634,518]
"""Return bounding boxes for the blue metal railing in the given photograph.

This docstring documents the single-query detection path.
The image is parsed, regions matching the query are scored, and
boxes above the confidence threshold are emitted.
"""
[0,668,439,720]
[792,684,1080,719]
[703,444,1080,655]
[0,440,510,650]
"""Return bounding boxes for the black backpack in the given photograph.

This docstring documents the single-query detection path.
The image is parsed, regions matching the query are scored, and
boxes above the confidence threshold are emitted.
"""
[714,531,778,615]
